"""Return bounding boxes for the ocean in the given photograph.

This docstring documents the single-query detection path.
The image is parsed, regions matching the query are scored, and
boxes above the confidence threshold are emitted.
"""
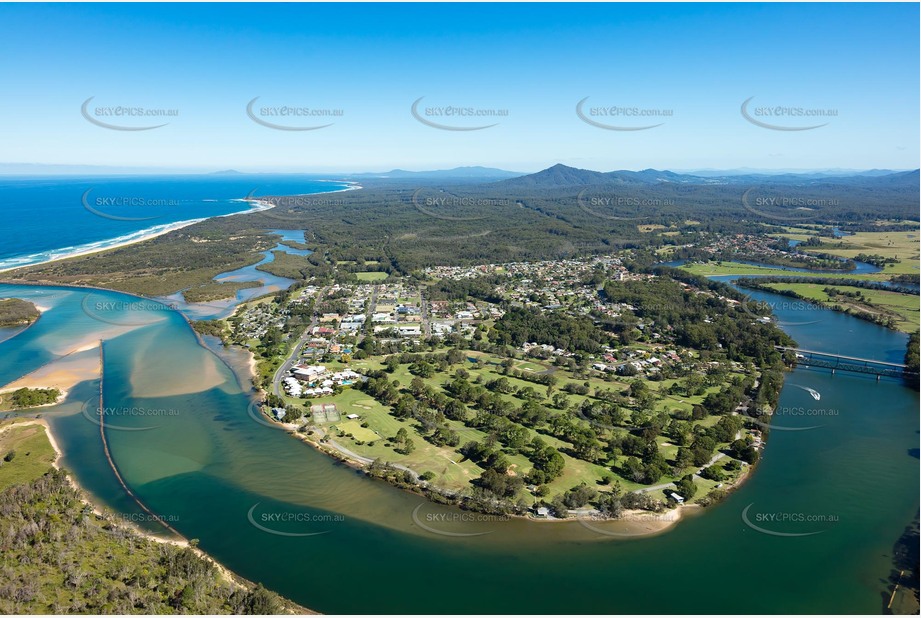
[0,174,353,271]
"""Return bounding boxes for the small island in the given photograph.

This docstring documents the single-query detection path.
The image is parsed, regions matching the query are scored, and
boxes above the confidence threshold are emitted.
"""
[0,387,62,411]
[0,298,40,327]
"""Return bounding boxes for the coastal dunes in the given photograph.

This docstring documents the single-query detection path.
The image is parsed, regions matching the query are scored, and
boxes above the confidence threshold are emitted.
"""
[2,224,281,297]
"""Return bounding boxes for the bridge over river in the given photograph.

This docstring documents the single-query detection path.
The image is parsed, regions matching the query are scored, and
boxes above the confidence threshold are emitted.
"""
[775,346,918,380]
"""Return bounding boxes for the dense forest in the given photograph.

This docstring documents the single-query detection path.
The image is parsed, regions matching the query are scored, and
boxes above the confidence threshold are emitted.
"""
[0,470,304,614]
[491,306,610,353]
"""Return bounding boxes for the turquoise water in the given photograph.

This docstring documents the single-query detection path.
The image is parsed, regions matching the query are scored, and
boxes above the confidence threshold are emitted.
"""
[0,176,349,271]
[159,229,313,320]
[0,281,916,613]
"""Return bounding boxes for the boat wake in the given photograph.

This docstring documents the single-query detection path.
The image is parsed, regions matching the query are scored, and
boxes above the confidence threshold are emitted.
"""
[795,385,821,401]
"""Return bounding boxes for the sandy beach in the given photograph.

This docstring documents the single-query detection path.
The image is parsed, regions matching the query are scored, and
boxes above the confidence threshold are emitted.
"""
[0,182,361,276]
[0,346,102,400]
[0,219,206,275]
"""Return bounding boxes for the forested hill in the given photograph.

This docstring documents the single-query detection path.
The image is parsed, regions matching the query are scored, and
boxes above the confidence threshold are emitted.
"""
[491,163,919,190]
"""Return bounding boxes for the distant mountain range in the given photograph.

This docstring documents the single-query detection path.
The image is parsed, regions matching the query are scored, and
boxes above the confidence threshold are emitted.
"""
[0,163,916,187]
[491,163,920,190]
[677,167,909,178]
[348,166,522,179]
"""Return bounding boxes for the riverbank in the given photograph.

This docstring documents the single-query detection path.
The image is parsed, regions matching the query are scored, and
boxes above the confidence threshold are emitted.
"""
[0,418,314,614]
[1,263,916,613]
[885,513,920,614]
[245,373,750,534]
[737,278,920,333]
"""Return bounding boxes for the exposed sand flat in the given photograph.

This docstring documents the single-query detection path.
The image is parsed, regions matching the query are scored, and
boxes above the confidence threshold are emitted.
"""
[0,347,101,396]
[37,324,133,358]
[128,336,228,397]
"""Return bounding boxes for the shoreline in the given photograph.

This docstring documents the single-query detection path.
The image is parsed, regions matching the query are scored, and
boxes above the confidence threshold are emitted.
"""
[1,271,757,540]
[0,218,207,275]
[220,279,753,535]
[0,181,359,276]
[0,339,103,405]
[0,388,69,410]
[242,364,742,535]
[0,418,313,612]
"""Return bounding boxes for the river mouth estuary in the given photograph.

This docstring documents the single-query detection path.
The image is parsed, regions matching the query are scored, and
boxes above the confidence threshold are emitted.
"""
[1,4,918,615]
[0,262,916,613]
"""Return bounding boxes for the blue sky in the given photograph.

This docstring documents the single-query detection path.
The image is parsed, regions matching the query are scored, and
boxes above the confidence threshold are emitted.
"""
[0,3,917,173]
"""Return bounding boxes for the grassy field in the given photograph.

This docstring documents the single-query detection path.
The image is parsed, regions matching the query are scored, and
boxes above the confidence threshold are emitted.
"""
[299,348,748,500]
[0,422,57,492]
[355,271,389,282]
[771,229,921,276]
[513,360,549,372]
[761,282,920,333]
[678,234,919,332]
[319,385,492,488]
[679,260,894,281]
[331,419,381,442]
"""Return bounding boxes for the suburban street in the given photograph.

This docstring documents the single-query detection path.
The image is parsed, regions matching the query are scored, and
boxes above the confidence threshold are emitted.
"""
[271,286,328,398]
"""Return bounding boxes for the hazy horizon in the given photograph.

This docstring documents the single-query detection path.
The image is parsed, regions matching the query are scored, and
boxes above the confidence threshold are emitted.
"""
[0,3,918,172]
[0,161,917,177]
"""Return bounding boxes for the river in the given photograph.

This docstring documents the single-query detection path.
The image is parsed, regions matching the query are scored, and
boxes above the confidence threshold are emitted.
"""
[0,269,916,613]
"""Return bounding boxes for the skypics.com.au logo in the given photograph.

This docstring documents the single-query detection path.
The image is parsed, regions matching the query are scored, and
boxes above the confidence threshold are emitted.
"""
[246,96,343,131]
[576,97,673,131]
[81,97,178,131]
[741,96,837,131]
[411,97,508,131]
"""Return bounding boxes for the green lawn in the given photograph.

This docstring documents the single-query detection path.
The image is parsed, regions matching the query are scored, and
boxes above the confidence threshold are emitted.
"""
[513,360,548,372]
[679,261,891,281]
[0,422,57,492]
[288,343,755,504]
[355,271,389,282]
[331,419,381,442]
[770,229,921,276]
